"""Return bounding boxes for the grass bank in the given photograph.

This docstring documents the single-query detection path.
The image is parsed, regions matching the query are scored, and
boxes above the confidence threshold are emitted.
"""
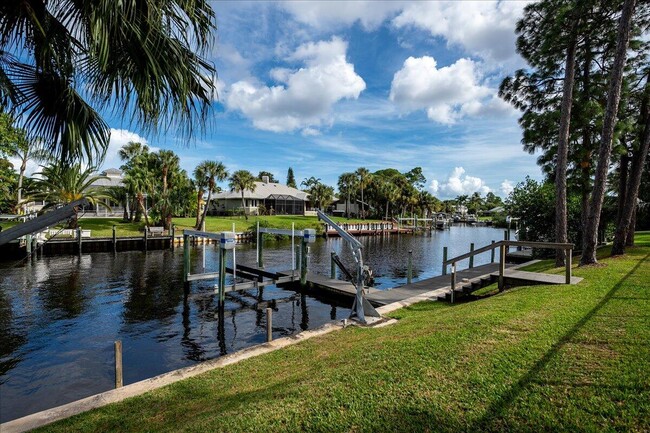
[0,215,382,238]
[35,233,650,432]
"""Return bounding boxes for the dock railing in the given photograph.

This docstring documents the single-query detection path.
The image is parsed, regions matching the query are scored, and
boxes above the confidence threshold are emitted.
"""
[443,240,574,303]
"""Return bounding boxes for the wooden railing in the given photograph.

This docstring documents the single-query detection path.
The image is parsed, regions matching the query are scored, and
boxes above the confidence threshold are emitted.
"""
[443,240,574,303]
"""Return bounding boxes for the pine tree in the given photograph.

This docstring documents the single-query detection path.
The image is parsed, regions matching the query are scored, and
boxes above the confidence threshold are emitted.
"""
[286,167,297,188]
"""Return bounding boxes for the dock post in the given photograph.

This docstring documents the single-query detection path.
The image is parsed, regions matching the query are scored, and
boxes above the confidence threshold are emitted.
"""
[171,225,175,250]
[504,230,508,241]
[407,250,413,284]
[218,247,226,305]
[469,243,475,268]
[295,244,300,272]
[330,251,336,279]
[112,225,117,253]
[300,238,308,287]
[266,308,273,342]
[25,233,32,258]
[257,227,264,269]
[450,262,456,304]
[442,246,448,275]
[114,340,123,388]
[143,227,148,252]
[490,240,495,263]
[498,243,506,291]
[565,248,572,284]
[183,234,190,286]
[77,226,82,254]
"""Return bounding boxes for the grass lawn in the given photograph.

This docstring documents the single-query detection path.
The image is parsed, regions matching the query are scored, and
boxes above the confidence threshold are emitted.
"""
[0,215,382,238]
[35,233,650,432]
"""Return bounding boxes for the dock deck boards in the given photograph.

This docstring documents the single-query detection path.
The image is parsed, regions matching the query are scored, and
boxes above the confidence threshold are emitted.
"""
[497,269,583,285]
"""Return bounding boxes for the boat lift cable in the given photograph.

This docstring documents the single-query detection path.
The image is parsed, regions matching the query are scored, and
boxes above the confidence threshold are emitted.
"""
[316,209,380,324]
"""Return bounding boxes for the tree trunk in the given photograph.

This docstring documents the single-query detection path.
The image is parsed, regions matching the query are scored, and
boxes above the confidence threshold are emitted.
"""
[17,154,27,211]
[626,205,636,246]
[612,99,649,254]
[581,0,637,265]
[195,187,204,229]
[555,29,578,267]
[385,200,389,220]
[138,194,150,227]
[361,186,365,219]
[122,198,129,221]
[616,153,630,227]
[198,189,212,230]
[241,192,248,220]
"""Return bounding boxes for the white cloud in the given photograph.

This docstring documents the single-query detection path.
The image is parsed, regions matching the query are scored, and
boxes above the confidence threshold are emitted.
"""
[100,129,150,171]
[392,1,531,64]
[500,179,515,197]
[226,37,366,133]
[429,167,490,198]
[280,1,404,31]
[390,56,493,124]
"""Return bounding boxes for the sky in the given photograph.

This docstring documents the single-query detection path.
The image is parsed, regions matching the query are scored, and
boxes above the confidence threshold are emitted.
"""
[99,0,541,199]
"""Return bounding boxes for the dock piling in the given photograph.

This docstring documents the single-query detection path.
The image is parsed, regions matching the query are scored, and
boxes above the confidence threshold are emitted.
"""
[218,247,226,305]
[257,224,264,269]
[490,240,495,263]
[300,238,308,287]
[498,243,506,290]
[442,246,448,275]
[450,262,456,304]
[76,226,82,254]
[171,225,175,250]
[266,308,273,342]
[407,250,413,284]
[114,340,123,388]
[469,243,475,268]
[183,234,190,286]
[143,227,148,252]
[331,251,336,279]
[112,225,117,253]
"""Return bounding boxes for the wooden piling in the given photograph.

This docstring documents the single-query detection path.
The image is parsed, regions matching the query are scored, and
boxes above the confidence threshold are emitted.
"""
[450,262,456,304]
[77,226,82,254]
[114,340,123,388]
[490,240,495,263]
[442,246,447,275]
[171,225,175,250]
[300,238,308,287]
[112,225,117,253]
[469,243,475,268]
[498,244,506,290]
[330,251,336,279]
[183,234,190,285]
[218,247,226,305]
[25,233,32,257]
[143,227,148,252]
[266,308,272,342]
[257,228,264,269]
[407,250,413,284]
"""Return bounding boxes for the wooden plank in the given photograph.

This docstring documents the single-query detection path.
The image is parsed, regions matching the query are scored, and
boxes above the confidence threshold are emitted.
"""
[186,272,220,282]
[236,263,277,279]
[494,269,583,285]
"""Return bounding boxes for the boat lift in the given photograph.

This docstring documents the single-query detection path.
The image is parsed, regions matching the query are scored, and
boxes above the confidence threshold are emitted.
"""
[316,210,380,324]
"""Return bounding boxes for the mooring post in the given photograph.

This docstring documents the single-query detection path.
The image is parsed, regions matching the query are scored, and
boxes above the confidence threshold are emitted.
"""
[143,227,148,252]
[114,340,123,388]
[450,262,456,304]
[469,243,475,268]
[295,244,300,272]
[112,225,117,253]
[25,233,32,258]
[407,250,413,284]
[218,247,226,305]
[490,240,495,263]
[170,225,175,250]
[442,246,448,275]
[232,223,237,282]
[504,229,508,241]
[77,226,82,254]
[183,234,190,286]
[266,308,273,342]
[498,243,506,291]
[565,248,572,284]
[300,238,308,287]
[330,251,336,279]
[257,227,264,269]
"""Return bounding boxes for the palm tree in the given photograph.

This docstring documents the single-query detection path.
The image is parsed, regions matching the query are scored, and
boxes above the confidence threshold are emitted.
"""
[0,2,217,164]
[196,161,228,229]
[229,170,256,220]
[310,183,335,210]
[356,167,371,219]
[193,165,207,228]
[30,164,110,228]
[337,172,358,218]
[123,167,152,227]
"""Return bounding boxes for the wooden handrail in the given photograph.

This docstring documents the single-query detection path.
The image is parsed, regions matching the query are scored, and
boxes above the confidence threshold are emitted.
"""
[443,240,574,266]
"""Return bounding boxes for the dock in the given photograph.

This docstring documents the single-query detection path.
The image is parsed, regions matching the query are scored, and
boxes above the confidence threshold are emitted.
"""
[278,261,582,306]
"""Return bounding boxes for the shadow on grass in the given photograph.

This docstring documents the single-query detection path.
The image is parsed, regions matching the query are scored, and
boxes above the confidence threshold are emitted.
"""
[470,252,650,431]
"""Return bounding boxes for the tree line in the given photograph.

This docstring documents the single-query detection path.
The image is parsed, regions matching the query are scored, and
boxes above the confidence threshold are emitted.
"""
[499,0,649,264]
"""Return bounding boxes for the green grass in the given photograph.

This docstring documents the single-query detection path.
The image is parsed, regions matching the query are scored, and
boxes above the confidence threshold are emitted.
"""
[0,215,383,238]
[35,233,650,432]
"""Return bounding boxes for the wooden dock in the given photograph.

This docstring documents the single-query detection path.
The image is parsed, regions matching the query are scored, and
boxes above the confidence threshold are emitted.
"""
[277,261,582,307]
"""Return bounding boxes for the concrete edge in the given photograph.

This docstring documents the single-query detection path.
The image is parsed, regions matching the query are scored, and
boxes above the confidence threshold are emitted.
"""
[1,322,343,433]
[3,259,544,432]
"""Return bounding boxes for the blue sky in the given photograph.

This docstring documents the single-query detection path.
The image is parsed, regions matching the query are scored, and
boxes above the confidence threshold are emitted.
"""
[100,1,540,199]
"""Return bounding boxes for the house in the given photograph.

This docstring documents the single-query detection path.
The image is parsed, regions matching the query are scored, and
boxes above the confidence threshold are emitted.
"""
[331,197,360,217]
[213,177,309,216]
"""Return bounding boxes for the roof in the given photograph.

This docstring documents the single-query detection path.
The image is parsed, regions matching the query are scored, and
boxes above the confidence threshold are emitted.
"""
[91,177,124,188]
[215,182,308,201]
[102,168,123,176]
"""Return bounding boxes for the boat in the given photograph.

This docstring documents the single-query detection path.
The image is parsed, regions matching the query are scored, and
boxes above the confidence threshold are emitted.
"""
[435,213,447,229]
[467,214,478,224]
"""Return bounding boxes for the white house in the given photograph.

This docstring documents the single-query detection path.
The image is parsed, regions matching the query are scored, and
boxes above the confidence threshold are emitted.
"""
[213,178,309,216]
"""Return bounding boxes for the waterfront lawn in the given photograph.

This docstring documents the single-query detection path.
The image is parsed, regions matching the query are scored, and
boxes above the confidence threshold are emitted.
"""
[36,233,650,432]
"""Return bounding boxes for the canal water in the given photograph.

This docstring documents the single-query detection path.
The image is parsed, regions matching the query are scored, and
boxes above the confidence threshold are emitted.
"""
[0,226,510,422]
